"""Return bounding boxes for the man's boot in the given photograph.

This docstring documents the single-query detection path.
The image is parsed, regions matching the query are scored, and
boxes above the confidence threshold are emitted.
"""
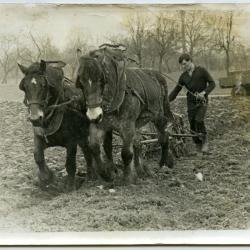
[201,136,209,153]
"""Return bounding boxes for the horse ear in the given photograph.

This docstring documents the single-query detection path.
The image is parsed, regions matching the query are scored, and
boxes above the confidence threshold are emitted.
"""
[18,63,28,75]
[19,79,25,91]
[75,75,82,89]
[40,60,46,73]
[76,48,82,62]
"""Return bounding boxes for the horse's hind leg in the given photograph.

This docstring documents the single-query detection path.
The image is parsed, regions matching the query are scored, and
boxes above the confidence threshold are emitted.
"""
[133,138,151,178]
[65,144,77,191]
[121,122,137,184]
[154,118,174,169]
[34,135,53,187]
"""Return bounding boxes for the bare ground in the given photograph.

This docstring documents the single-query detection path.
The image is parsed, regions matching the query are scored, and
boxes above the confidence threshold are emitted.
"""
[0,94,250,232]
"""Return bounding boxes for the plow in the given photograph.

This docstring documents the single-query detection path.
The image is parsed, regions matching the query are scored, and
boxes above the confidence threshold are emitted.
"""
[112,112,202,159]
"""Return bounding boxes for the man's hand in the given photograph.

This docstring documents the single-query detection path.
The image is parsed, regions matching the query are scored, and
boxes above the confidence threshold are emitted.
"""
[196,91,206,101]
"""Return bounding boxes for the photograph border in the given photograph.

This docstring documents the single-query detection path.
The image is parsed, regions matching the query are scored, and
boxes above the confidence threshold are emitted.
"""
[0,0,250,247]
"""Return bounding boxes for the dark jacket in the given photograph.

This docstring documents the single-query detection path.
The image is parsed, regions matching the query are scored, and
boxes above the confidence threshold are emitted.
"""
[169,66,215,103]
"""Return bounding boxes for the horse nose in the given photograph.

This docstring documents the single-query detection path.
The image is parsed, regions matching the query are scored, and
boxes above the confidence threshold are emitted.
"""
[86,107,103,122]
[29,112,44,126]
[95,113,103,123]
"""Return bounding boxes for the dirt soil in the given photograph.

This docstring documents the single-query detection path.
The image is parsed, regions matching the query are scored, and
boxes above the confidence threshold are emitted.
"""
[0,96,250,232]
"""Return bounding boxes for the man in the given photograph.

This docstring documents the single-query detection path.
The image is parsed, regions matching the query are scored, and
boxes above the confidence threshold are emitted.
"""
[169,54,215,153]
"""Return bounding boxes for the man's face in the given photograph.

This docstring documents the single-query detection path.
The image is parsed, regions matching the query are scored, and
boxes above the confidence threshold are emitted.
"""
[180,59,192,72]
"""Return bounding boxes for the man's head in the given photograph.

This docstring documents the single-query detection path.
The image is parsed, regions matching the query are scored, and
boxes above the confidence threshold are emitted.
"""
[178,53,194,72]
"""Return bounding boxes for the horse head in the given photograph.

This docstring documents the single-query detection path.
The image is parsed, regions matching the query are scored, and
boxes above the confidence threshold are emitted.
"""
[76,47,126,123]
[18,60,65,127]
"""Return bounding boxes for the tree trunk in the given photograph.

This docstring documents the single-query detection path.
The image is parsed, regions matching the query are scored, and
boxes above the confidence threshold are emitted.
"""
[137,52,142,68]
[180,10,186,53]
[189,46,193,58]
[1,74,7,84]
[158,54,163,73]
[226,50,230,76]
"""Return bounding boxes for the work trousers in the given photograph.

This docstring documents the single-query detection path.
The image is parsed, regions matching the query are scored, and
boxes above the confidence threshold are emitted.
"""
[187,101,208,145]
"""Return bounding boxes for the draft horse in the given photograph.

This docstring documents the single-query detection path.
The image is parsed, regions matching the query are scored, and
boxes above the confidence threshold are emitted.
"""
[18,60,96,191]
[76,46,174,184]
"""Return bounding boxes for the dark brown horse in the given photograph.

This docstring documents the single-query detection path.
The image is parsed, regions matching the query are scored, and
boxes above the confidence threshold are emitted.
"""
[76,47,174,184]
[18,60,97,191]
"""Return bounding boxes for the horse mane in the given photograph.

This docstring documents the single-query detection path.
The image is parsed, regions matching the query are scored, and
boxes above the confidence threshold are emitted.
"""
[79,56,103,82]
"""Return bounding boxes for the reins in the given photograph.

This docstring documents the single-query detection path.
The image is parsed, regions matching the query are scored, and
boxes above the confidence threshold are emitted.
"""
[24,74,81,121]
[160,72,207,105]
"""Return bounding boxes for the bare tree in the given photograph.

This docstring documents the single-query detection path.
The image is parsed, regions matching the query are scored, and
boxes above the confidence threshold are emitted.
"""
[231,40,248,71]
[151,13,180,72]
[63,35,89,79]
[208,12,234,75]
[17,33,61,64]
[122,13,150,67]
[184,10,210,58]
[0,35,17,84]
[180,10,187,53]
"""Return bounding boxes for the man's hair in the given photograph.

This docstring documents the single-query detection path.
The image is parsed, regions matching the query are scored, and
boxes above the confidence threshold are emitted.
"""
[178,53,192,64]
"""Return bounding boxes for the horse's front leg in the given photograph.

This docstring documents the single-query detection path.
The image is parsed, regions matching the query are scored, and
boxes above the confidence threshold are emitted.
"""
[103,129,117,176]
[120,123,137,184]
[79,140,97,181]
[154,118,174,169]
[34,135,53,187]
[65,144,77,191]
[89,123,113,182]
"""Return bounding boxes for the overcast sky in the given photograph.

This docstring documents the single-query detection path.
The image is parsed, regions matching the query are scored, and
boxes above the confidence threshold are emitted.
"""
[1,4,250,50]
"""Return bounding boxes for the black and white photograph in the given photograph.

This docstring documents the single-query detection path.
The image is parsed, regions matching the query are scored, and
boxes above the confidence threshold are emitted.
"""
[0,2,250,244]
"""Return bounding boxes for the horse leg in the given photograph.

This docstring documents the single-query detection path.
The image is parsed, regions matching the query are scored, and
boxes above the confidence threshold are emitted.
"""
[103,130,117,176]
[154,119,174,169]
[79,141,97,181]
[34,135,53,187]
[103,130,113,161]
[133,137,152,178]
[121,123,137,184]
[133,143,144,178]
[89,123,113,182]
[65,144,77,191]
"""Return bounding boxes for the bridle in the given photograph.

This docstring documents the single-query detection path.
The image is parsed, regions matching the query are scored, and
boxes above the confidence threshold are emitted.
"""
[78,50,126,113]
[23,74,50,107]
[23,74,61,122]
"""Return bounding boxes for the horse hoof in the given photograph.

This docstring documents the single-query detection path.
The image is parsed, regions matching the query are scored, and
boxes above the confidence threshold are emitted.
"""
[86,172,98,181]
[167,158,174,169]
[123,173,137,185]
[38,170,54,187]
[100,170,113,182]
[64,177,76,192]
[65,183,76,192]
[143,165,153,178]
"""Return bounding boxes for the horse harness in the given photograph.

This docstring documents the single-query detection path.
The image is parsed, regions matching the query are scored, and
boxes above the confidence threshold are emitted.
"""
[24,74,81,143]
[99,50,146,112]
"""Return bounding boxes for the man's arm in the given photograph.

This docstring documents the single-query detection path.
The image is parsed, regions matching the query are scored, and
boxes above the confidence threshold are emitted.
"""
[203,68,216,95]
[169,84,183,102]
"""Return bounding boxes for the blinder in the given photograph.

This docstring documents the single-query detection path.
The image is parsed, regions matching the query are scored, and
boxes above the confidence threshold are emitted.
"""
[22,74,51,109]
[77,48,127,113]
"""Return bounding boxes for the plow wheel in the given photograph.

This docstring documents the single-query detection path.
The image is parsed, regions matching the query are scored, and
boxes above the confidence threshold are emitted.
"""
[140,112,187,158]
[168,113,187,158]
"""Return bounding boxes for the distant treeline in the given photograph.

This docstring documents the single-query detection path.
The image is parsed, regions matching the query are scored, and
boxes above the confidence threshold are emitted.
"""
[0,10,249,84]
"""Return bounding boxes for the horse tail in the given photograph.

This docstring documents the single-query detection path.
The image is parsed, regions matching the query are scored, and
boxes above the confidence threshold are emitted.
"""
[155,72,175,122]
